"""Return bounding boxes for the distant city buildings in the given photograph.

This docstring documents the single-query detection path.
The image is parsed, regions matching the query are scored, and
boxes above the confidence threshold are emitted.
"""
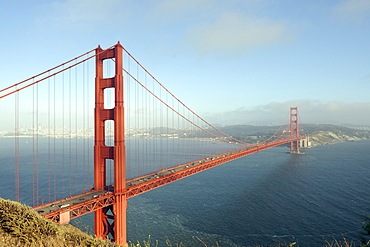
[0,126,221,141]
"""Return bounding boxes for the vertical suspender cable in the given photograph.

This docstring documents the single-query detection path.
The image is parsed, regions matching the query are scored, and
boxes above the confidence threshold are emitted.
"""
[62,66,65,198]
[136,63,140,175]
[53,75,57,201]
[75,59,78,194]
[172,96,175,168]
[141,67,145,174]
[31,80,39,206]
[36,82,39,205]
[14,87,20,202]
[32,84,35,206]
[87,56,91,189]
[153,78,157,172]
[126,53,131,179]
[69,67,72,196]
[48,74,51,203]
[166,92,169,170]
[83,56,87,191]
[159,83,163,171]
[178,102,180,165]
[145,73,148,175]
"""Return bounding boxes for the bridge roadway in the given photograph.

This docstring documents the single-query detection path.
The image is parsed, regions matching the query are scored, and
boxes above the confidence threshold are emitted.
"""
[33,137,303,224]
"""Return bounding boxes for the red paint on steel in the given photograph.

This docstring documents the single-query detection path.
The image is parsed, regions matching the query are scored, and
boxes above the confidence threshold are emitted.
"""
[93,43,127,245]
[290,107,300,153]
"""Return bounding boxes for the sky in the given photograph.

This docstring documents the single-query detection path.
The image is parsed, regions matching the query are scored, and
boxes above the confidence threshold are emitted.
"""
[1,0,370,126]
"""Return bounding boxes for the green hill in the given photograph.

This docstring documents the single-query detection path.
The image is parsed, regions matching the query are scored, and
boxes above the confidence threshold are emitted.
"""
[213,124,370,146]
[0,198,118,247]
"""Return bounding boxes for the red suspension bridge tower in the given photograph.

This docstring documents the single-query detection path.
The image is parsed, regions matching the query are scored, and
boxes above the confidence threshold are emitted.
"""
[94,42,127,244]
[290,107,300,153]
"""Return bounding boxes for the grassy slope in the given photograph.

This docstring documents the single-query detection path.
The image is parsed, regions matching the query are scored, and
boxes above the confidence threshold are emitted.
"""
[0,198,119,247]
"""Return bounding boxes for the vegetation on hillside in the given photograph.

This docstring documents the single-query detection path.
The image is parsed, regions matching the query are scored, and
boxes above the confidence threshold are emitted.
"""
[361,215,370,246]
[0,198,118,247]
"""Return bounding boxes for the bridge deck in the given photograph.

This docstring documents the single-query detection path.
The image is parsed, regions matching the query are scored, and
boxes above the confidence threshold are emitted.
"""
[33,137,304,223]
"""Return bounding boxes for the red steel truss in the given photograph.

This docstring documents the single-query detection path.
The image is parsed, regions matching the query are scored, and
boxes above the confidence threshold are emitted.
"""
[37,136,305,225]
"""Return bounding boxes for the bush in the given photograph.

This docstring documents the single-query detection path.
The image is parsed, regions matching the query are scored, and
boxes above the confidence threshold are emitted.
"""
[361,215,370,247]
[0,198,58,244]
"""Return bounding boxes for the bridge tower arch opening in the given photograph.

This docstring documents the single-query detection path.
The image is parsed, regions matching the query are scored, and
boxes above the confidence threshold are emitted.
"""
[94,42,127,245]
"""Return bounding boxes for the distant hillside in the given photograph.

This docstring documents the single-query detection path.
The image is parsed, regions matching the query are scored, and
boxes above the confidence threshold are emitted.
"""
[301,124,370,146]
[0,198,118,247]
[214,124,370,146]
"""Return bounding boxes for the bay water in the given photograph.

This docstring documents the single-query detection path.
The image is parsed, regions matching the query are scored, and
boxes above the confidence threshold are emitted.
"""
[122,140,370,246]
[1,138,369,246]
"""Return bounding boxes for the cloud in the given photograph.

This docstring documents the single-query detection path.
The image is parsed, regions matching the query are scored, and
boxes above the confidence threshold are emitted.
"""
[40,0,123,29]
[204,100,370,126]
[154,0,215,18]
[333,0,370,22]
[184,12,293,56]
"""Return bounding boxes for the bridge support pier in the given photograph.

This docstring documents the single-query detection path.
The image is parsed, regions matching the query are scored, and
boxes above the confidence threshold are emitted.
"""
[94,43,127,245]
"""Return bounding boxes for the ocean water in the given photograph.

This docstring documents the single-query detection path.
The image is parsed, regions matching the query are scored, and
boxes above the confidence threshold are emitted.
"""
[1,139,370,246]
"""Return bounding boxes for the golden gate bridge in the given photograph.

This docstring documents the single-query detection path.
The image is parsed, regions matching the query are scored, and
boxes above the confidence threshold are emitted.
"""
[0,42,307,245]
